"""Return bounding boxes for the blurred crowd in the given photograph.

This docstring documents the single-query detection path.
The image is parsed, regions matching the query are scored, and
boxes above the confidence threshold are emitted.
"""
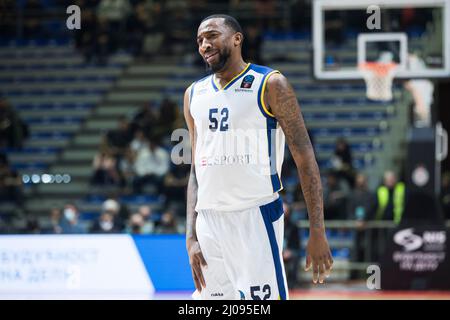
[0,0,312,64]
[0,97,29,150]
[90,98,186,197]
[71,0,271,64]
[6,198,183,236]
[281,137,450,224]
[1,0,450,287]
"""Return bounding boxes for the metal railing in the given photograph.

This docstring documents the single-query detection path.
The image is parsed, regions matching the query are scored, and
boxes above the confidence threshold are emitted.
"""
[296,219,450,268]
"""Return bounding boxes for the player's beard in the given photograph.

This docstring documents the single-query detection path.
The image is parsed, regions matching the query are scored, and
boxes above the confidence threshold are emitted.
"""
[205,46,231,73]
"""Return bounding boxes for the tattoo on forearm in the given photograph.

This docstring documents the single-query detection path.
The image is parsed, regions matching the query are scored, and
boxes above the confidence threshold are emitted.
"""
[186,164,198,240]
[270,76,324,230]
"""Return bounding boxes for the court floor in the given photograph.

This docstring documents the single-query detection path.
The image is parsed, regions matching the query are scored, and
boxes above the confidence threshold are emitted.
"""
[153,281,450,300]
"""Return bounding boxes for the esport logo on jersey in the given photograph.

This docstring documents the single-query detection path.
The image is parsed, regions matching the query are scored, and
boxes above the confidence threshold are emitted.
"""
[240,75,255,88]
[200,154,252,167]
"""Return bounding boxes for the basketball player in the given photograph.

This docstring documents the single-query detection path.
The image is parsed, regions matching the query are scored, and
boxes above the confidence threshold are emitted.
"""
[184,15,333,300]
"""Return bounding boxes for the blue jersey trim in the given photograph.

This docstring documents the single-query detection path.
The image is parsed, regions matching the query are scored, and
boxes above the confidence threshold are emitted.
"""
[259,197,286,300]
[267,117,282,192]
[254,65,278,119]
[210,63,251,91]
[249,64,273,75]
[222,63,251,90]
[211,75,219,92]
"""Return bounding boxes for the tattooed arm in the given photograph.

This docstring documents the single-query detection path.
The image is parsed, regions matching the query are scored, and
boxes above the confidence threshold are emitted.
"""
[183,86,207,292]
[265,72,333,284]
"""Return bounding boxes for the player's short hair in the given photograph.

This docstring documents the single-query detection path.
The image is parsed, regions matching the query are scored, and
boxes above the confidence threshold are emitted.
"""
[200,14,243,35]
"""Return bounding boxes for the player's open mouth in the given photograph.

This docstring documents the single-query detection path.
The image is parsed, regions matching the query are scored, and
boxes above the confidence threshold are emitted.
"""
[205,52,218,62]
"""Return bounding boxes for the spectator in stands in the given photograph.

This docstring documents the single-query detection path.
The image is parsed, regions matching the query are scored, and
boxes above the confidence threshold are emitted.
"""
[130,102,158,137]
[132,136,170,194]
[0,1,16,38]
[138,205,155,234]
[126,1,164,59]
[0,98,28,149]
[106,116,133,182]
[152,98,184,138]
[374,170,405,224]
[323,10,345,46]
[106,116,133,160]
[127,212,145,234]
[97,0,132,51]
[118,147,136,192]
[75,0,100,9]
[94,17,113,64]
[90,143,121,187]
[331,137,355,188]
[323,171,350,220]
[441,171,450,220]
[23,216,41,234]
[101,198,127,231]
[118,127,149,192]
[242,24,263,65]
[129,129,148,154]
[0,153,24,207]
[98,0,132,25]
[0,217,7,234]
[42,207,63,234]
[23,0,44,38]
[162,3,193,55]
[347,173,377,221]
[90,211,121,233]
[155,209,179,234]
[282,202,301,288]
[347,173,376,278]
[74,7,98,63]
[125,2,146,56]
[290,0,312,32]
[163,163,189,209]
[254,0,277,31]
[60,203,86,234]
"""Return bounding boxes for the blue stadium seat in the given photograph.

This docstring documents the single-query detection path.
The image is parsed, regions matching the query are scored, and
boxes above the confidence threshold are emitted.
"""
[120,195,161,205]
[84,195,107,204]
[331,248,350,259]
[0,147,60,154]
[79,212,100,221]
[11,162,48,170]
[23,116,83,124]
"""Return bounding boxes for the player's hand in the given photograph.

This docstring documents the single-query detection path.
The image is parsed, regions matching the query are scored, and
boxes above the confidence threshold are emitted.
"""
[305,231,333,284]
[187,240,208,292]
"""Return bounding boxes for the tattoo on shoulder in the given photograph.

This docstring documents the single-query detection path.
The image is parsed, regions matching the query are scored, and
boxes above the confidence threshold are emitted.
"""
[271,75,313,156]
[270,75,324,230]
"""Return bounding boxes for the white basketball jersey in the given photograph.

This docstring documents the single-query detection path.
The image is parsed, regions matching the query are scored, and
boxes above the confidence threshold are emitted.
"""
[189,63,285,211]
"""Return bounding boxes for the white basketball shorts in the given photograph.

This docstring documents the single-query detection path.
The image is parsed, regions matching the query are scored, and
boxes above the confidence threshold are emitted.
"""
[194,196,289,300]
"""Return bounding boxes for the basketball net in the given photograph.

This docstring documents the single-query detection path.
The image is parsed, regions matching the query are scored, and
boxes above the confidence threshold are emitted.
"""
[359,62,398,101]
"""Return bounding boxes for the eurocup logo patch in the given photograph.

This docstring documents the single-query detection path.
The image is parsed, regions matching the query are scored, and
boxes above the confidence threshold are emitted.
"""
[240,75,255,88]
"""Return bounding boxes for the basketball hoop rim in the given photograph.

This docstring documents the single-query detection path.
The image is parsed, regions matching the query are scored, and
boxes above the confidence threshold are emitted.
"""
[358,62,399,76]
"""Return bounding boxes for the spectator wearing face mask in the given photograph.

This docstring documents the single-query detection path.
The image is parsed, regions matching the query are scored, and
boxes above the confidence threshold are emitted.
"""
[101,198,128,231]
[155,209,180,234]
[90,211,121,233]
[137,205,155,234]
[60,204,87,234]
[127,212,145,234]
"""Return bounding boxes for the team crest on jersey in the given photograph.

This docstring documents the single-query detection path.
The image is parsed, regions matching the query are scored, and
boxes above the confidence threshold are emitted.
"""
[240,75,255,88]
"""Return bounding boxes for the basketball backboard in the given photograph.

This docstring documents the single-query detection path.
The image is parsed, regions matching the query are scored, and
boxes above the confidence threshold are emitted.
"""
[313,0,450,79]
